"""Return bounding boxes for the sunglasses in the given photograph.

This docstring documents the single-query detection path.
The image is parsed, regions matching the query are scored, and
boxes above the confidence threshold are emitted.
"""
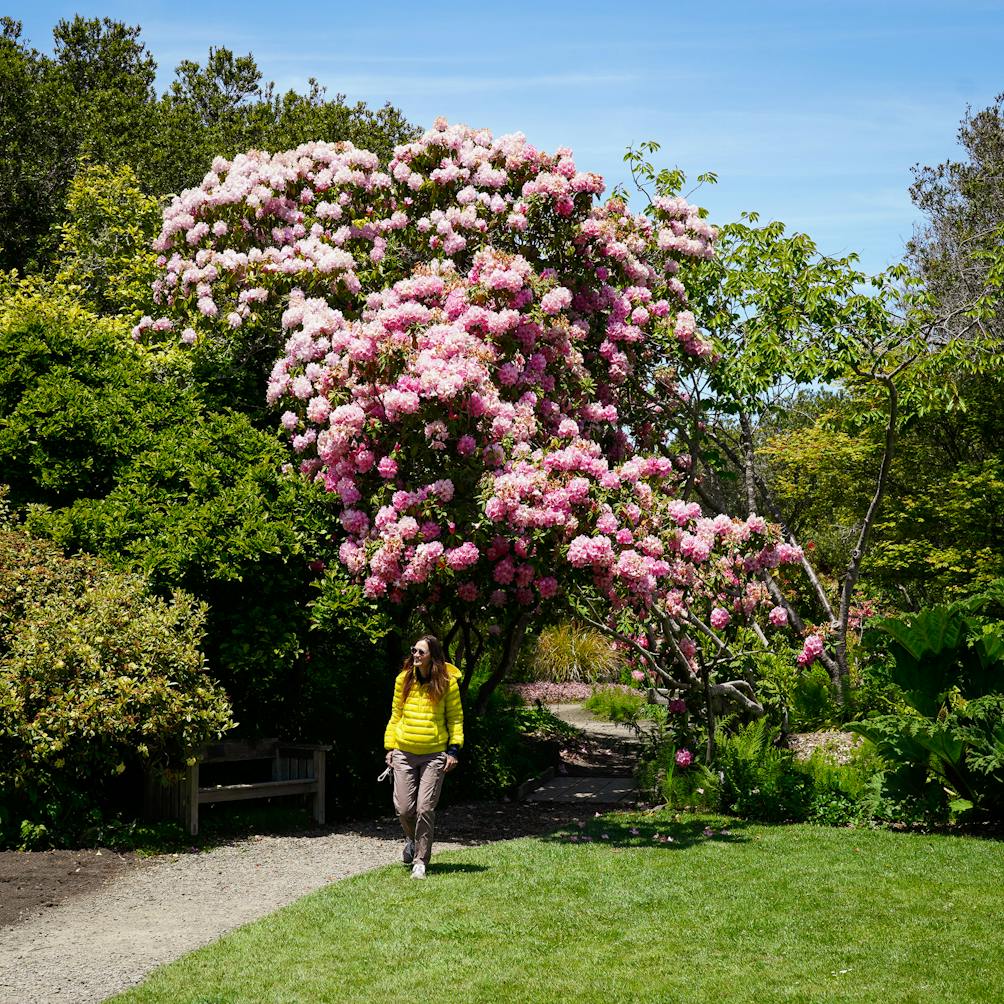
[411,647,429,655]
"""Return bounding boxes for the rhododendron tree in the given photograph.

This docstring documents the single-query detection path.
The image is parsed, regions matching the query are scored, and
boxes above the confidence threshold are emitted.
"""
[145,118,798,720]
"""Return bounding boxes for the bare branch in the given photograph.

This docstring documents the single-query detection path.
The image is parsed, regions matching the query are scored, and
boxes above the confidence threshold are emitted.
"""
[709,679,765,717]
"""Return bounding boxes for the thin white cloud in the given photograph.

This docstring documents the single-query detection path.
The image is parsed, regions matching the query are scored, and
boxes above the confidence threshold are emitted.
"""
[272,72,640,98]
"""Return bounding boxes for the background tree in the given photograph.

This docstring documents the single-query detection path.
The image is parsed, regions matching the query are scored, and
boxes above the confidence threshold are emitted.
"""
[909,92,1004,342]
[618,145,1000,701]
[54,162,162,315]
[0,16,416,275]
[0,18,76,270]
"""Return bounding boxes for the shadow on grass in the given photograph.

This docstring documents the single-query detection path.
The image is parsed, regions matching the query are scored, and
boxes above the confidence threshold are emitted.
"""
[132,801,761,858]
[429,862,490,875]
[542,810,753,850]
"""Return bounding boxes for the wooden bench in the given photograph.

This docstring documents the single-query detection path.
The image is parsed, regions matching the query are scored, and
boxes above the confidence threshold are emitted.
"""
[146,739,331,836]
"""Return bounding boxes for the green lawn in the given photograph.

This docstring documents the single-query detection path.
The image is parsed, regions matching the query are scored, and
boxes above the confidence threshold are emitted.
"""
[111,812,1004,1004]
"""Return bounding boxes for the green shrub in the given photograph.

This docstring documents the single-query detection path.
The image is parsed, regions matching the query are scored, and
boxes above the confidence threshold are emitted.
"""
[716,719,812,822]
[0,287,398,811]
[791,663,840,730]
[753,647,839,731]
[951,693,1004,814]
[863,586,1004,717]
[584,685,645,725]
[511,701,582,741]
[0,281,194,507]
[636,739,720,811]
[748,648,798,730]
[0,525,233,848]
[798,745,884,826]
[849,585,1004,822]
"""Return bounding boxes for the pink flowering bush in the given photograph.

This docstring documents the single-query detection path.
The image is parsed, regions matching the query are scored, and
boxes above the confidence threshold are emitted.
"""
[147,119,798,714]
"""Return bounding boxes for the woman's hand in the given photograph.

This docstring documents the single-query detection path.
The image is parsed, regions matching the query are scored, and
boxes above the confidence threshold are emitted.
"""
[444,754,459,773]
[385,750,394,766]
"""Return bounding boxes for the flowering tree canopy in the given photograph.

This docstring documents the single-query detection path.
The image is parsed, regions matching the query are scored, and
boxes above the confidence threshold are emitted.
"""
[145,118,800,713]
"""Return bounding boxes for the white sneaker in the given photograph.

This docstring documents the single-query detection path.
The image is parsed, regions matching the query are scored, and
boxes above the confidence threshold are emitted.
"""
[411,860,426,879]
[403,839,415,864]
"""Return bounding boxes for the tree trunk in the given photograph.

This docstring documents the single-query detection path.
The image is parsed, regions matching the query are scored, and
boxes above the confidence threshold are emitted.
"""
[739,410,758,518]
[701,658,716,762]
[472,612,531,715]
[833,375,900,699]
[450,614,483,700]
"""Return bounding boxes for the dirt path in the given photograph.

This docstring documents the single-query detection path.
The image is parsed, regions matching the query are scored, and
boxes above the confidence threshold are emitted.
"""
[0,829,425,1004]
[0,849,138,930]
[549,701,650,776]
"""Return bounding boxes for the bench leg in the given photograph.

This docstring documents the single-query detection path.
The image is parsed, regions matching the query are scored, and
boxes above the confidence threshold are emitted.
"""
[312,749,326,826]
[186,764,199,836]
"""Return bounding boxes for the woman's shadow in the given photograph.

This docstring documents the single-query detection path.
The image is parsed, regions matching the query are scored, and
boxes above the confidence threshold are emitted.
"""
[428,862,489,875]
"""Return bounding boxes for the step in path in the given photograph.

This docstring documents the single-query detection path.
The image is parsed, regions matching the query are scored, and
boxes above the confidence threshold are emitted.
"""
[525,703,648,804]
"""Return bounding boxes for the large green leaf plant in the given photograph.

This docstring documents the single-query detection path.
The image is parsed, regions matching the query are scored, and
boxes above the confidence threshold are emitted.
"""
[850,582,1004,819]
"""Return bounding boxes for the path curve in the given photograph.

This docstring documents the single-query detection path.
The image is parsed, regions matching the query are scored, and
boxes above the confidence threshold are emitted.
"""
[525,703,648,803]
[548,702,650,744]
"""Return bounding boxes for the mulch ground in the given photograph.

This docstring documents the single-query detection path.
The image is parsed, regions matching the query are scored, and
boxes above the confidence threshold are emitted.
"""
[0,848,140,928]
[785,730,862,764]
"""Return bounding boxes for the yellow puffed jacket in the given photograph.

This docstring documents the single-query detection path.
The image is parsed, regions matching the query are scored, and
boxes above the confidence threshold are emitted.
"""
[384,663,464,754]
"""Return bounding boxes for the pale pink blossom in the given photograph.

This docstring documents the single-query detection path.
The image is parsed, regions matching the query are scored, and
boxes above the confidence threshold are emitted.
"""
[710,607,731,630]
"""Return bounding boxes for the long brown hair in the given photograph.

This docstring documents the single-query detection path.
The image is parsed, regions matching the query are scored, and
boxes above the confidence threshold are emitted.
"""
[400,634,450,704]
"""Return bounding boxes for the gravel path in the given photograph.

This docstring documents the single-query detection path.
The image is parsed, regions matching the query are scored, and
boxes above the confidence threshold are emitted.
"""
[0,826,461,1004]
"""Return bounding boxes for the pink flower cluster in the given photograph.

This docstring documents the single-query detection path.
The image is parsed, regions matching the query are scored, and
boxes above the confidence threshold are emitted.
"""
[141,120,712,356]
[768,605,789,628]
[797,633,826,666]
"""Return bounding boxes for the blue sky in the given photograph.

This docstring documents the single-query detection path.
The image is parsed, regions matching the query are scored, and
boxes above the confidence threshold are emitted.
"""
[14,1,1004,273]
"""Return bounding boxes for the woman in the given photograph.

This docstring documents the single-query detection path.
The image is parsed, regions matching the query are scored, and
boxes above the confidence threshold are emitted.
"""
[384,634,463,879]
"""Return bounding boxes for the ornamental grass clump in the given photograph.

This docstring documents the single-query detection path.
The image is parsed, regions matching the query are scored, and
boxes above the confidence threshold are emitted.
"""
[526,621,624,683]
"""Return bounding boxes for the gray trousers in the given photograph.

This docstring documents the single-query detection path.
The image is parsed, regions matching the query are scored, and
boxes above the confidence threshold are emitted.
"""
[391,749,448,865]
